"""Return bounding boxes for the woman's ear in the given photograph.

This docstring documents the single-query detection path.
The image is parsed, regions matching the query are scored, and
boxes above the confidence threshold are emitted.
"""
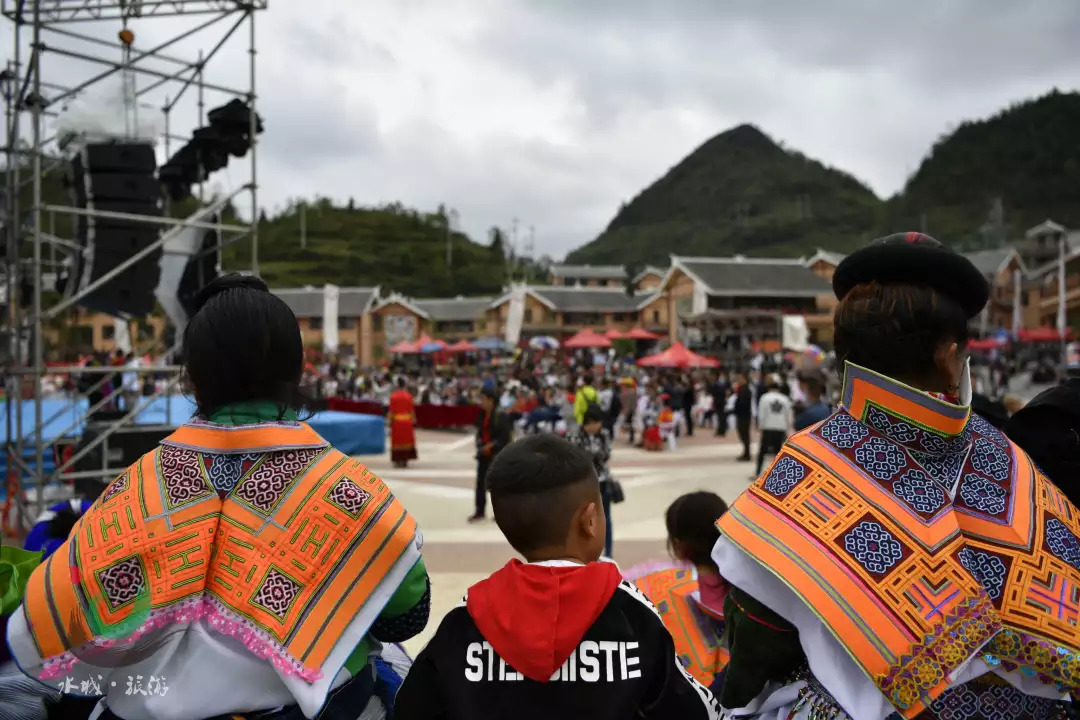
[934,341,961,391]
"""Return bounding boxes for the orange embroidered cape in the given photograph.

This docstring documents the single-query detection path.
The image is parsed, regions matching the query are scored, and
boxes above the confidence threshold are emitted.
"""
[718,364,1080,718]
[634,567,728,687]
[17,420,420,687]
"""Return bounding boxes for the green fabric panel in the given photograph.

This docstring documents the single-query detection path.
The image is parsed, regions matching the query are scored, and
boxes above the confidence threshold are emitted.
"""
[342,560,429,675]
[381,559,429,618]
[0,546,43,616]
[720,586,804,709]
[207,401,298,426]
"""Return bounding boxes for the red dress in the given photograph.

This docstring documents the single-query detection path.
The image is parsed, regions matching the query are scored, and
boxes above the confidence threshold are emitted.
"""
[388,390,418,465]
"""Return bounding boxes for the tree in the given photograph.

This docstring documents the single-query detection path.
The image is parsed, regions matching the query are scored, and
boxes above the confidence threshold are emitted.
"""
[489,227,506,255]
[624,262,641,296]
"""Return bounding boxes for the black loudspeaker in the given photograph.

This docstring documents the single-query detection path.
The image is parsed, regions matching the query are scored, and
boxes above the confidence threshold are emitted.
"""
[68,142,163,317]
[160,99,263,202]
[71,423,171,499]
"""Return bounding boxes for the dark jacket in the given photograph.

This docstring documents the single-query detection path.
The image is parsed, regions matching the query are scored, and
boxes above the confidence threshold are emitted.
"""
[733,384,753,419]
[476,407,512,459]
[396,560,721,720]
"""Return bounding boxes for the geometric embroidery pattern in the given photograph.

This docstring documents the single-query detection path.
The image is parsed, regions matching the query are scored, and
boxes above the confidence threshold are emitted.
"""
[203,452,264,494]
[233,448,323,515]
[158,445,214,509]
[853,436,907,481]
[100,471,129,504]
[956,548,1008,601]
[325,475,372,518]
[250,567,304,622]
[927,675,1059,720]
[1045,518,1080,573]
[970,438,1011,483]
[95,555,147,612]
[892,469,946,515]
[19,417,422,689]
[723,363,1080,716]
[969,415,1008,448]
[958,474,1008,516]
[867,405,921,445]
[763,456,808,497]
[819,414,869,449]
[843,520,905,575]
[910,450,964,491]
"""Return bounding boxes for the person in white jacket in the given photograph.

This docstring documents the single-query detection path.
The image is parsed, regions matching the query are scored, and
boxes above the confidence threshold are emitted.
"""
[754,378,792,476]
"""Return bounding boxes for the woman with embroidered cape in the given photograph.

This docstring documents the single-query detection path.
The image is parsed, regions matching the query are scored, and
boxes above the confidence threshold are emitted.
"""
[714,234,1080,720]
[6,275,430,720]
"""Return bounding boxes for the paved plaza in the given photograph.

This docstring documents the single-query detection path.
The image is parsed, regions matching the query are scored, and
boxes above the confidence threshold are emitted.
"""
[359,428,756,654]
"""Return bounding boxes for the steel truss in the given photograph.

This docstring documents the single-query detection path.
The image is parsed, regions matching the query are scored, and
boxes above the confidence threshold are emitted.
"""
[1,0,266,536]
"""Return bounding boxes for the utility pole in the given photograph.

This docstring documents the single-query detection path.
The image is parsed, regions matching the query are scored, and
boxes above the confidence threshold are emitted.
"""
[509,218,519,281]
[446,208,458,269]
[299,202,306,250]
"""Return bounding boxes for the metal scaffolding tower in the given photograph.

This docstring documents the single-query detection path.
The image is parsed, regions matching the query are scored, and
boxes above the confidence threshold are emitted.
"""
[1,0,267,537]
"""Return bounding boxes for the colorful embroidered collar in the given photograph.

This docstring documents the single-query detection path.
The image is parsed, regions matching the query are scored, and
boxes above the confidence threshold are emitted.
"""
[718,363,1080,717]
[841,362,971,456]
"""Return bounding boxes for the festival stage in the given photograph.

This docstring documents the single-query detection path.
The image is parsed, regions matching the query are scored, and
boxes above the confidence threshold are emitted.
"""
[0,396,385,499]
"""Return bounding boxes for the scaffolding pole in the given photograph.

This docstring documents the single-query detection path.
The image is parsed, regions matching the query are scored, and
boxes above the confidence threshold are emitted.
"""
[1,0,266,536]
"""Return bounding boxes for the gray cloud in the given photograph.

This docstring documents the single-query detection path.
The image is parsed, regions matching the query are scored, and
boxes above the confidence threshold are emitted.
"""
[7,0,1080,260]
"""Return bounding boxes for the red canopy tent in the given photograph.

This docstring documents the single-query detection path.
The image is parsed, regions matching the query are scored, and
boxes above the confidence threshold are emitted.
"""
[388,340,420,354]
[564,329,612,349]
[637,342,719,368]
[1018,327,1073,343]
[623,327,662,341]
[449,339,478,352]
[420,338,449,353]
[968,337,1008,351]
[604,328,626,340]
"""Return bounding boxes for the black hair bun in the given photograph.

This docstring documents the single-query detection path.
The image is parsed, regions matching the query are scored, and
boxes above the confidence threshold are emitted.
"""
[47,505,81,539]
[192,273,269,314]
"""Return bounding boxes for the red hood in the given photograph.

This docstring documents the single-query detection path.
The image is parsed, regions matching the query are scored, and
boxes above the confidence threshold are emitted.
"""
[466,559,622,683]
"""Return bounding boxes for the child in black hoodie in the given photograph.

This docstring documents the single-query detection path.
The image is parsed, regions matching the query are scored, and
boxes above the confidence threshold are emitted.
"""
[395,434,722,720]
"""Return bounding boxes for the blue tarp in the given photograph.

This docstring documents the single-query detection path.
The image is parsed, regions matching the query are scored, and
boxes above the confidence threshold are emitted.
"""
[0,396,385,500]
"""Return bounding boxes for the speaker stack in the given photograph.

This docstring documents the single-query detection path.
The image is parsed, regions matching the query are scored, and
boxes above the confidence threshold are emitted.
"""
[66,142,163,317]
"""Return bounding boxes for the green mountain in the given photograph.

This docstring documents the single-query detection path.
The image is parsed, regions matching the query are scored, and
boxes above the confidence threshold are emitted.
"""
[221,199,507,296]
[567,91,1080,265]
[565,123,882,266]
[880,89,1080,245]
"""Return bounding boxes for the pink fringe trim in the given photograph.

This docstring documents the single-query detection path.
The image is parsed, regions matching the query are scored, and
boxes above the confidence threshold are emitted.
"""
[621,558,692,582]
[37,594,323,683]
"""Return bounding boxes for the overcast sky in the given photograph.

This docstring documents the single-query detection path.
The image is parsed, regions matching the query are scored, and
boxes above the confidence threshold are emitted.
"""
[10,0,1080,259]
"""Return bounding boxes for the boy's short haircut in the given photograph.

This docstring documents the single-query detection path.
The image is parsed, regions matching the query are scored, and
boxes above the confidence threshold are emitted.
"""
[582,405,605,425]
[486,435,599,555]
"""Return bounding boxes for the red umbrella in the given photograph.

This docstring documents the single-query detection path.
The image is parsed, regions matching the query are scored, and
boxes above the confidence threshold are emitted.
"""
[564,329,612,349]
[637,342,719,368]
[604,328,626,340]
[449,339,478,352]
[624,327,662,341]
[389,340,420,354]
[1018,327,1073,343]
[969,337,1007,351]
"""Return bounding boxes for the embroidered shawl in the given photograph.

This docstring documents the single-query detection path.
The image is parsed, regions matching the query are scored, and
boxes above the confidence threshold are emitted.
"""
[634,567,728,687]
[717,363,1080,718]
[14,420,421,705]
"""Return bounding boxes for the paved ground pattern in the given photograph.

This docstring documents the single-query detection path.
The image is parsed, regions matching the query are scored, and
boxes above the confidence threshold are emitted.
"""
[360,428,756,654]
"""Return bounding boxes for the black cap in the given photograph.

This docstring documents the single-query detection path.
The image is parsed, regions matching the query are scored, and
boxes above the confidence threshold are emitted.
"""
[833,232,989,318]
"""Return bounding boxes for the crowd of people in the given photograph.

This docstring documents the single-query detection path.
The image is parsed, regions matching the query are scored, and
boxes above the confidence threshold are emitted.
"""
[4,231,1080,720]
